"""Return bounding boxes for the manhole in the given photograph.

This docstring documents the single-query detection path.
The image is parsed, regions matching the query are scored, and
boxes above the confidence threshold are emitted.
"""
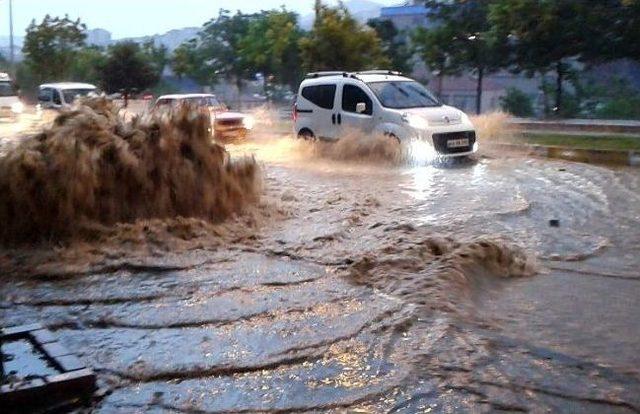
[1,324,96,411]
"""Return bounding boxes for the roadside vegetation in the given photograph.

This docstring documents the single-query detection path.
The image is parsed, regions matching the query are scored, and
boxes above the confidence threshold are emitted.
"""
[519,133,640,152]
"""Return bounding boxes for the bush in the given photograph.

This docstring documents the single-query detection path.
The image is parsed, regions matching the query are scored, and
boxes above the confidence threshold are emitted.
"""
[593,95,640,120]
[499,87,534,117]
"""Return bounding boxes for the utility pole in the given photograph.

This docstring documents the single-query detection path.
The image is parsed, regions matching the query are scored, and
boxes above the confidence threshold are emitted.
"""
[9,0,14,72]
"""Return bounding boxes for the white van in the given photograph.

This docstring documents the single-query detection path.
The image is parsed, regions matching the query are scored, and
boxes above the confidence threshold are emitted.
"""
[0,72,24,120]
[293,71,477,157]
[37,82,98,109]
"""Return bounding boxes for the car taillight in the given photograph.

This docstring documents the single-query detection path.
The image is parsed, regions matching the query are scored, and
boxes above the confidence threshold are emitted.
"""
[292,103,298,122]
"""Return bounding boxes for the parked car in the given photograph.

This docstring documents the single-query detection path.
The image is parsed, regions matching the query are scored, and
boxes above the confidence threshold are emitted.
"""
[153,94,254,141]
[0,72,24,121]
[37,82,99,110]
[293,70,477,157]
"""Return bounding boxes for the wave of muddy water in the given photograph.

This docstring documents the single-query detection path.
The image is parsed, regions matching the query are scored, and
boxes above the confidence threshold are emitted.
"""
[2,124,640,412]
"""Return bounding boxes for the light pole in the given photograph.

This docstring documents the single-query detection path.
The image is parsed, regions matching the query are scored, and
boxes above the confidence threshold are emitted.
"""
[8,0,14,72]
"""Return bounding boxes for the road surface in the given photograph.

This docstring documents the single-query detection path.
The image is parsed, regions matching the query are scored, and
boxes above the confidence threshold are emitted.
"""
[1,126,639,412]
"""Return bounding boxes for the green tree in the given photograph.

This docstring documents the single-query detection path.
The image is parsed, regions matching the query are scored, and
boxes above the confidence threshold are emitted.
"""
[239,9,304,90]
[142,40,169,78]
[198,10,254,88]
[419,0,507,114]
[299,1,389,72]
[22,15,87,82]
[580,0,640,63]
[99,42,159,94]
[489,0,586,116]
[367,18,413,74]
[499,87,533,117]
[171,10,255,90]
[171,40,217,85]
[69,46,106,85]
[412,25,461,98]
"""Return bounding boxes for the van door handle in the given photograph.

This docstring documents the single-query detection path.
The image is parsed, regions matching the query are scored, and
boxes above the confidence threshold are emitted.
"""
[337,114,342,124]
[332,114,336,124]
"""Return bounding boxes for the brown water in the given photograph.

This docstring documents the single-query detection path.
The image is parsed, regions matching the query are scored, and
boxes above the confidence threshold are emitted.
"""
[1,112,639,412]
[0,99,261,244]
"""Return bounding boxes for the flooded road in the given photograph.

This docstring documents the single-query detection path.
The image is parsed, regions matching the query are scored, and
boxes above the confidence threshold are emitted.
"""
[2,130,640,412]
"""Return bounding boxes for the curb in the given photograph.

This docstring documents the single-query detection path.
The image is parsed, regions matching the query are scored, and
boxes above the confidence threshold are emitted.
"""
[484,142,640,167]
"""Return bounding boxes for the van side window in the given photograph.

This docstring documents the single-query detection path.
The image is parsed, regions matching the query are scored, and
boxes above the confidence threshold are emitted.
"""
[38,88,52,102]
[301,84,336,110]
[52,89,62,105]
[342,84,373,115]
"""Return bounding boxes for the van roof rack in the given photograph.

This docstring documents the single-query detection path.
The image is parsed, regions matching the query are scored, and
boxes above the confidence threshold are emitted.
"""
[356,70,403,76]
[305,70,403,79]
[305,71,349,79]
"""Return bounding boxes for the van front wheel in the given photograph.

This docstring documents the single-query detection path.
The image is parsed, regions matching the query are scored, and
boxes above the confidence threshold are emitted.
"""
[297,129,315,141]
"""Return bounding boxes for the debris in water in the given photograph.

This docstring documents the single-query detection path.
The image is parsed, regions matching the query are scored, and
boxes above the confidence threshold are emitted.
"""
[549,219,560,227]
[0,98,261,244]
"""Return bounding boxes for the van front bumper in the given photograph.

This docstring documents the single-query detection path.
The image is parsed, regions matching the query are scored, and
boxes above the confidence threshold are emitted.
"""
[430,130,477,156]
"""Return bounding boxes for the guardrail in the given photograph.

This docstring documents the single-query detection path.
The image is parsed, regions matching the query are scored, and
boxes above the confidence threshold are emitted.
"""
[508,118,640,135]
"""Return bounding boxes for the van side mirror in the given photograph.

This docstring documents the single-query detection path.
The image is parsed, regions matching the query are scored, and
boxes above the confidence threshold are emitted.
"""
[356,102,367,114]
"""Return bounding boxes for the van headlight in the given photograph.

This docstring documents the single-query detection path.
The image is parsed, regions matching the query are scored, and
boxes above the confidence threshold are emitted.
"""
[242,115,255,130]
[402,113,429,130]
[11,101,24,114]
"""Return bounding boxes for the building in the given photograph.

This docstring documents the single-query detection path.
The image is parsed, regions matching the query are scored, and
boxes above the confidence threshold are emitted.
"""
[379,4,431,31]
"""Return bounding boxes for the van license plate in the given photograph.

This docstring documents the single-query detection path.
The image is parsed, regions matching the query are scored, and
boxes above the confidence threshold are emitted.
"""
[447,138,469,148]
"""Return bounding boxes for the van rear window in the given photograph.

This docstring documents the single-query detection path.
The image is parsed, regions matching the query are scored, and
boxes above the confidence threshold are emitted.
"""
[301,84,336,109]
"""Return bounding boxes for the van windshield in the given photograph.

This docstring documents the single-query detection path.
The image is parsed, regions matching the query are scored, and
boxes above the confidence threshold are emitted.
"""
[62,88,96,103]
[367,81,441,109]
[0,82,16,97]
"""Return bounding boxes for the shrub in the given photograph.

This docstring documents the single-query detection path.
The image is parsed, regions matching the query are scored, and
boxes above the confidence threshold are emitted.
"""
[499,87,534,117]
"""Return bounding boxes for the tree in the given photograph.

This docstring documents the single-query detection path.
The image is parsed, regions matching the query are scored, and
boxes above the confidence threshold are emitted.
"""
[419,0,507,114]
[580,0,640,63]
[198,10,254,88]
[367,18,413,74]
[171,40,217,86]
[500,87,534,117]
[299,1,389,72]
[489,0,585,116]
[412,25,461,98]
[22,15,87,82]
[239,9,304,90]
[99,42,159,94]
[141,40,169,79]
[69,46,107,85]
[171,9,256,90]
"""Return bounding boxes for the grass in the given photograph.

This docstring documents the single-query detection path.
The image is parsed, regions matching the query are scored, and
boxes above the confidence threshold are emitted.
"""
[518,132,640,151]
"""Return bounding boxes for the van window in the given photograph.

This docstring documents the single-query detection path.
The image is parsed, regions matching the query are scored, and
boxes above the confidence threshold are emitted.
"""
[301,84,336,109]
[62,88,96,104]
[53,89,62,105]
[38,88,52,102]
[0,82,16,97]
[342,84,372,115]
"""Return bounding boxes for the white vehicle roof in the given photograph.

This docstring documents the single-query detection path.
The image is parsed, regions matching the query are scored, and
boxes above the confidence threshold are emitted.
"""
[301,71,413,87]
[40,82,97,90]
[0,72,12,82]
[156,93,216,100]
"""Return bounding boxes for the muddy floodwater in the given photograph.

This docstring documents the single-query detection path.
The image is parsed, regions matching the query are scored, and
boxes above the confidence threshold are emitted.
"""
[1,129,640,412]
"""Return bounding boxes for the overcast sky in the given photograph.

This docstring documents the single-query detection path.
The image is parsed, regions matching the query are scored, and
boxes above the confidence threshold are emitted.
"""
[2,0,402,39]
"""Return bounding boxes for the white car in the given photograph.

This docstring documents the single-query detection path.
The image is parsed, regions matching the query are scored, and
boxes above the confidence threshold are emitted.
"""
[37,82,99,109]
[153,94,254,141]
[0,72,24,120]
[294,71,477,157]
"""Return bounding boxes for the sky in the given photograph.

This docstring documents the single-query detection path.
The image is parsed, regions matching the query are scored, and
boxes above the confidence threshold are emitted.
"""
[2,0,402,39]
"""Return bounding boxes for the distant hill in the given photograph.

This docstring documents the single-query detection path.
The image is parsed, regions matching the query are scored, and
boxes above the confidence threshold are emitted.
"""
[117,27,200,51]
